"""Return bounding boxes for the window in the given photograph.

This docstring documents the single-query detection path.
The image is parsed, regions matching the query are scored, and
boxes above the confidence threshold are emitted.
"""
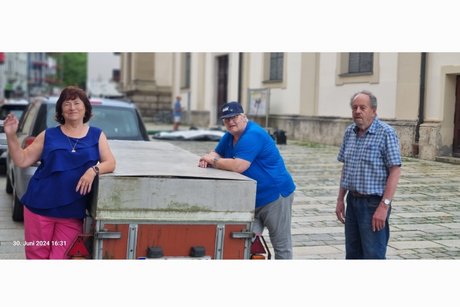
[269,53,284,81]
[336,53,379,85]
[348,53,373,74]
[262,53,285,87]
[112,69,120,82]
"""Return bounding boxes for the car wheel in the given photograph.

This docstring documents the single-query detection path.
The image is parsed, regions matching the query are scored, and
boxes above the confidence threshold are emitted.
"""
[6,173,13,194]
[12,187,24,222]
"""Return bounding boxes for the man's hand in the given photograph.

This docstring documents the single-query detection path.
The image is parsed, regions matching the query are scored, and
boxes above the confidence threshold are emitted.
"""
[335,199,346,224]
[372,204,389,231]
[198,153,218,168]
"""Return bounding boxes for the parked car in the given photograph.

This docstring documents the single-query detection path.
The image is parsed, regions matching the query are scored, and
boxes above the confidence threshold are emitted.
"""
[6,96,150,221]
[0,98,29,120]
[0,99,29,174]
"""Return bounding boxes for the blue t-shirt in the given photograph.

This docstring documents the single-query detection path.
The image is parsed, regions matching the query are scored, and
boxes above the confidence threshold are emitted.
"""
[173,100,182,117]
[21,126,102,219]
[215,121,295,208]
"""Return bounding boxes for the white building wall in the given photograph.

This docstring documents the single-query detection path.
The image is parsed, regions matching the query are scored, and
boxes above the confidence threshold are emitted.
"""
[87,52,121,97]
[154,53,173,87]
[172,53,181,97]
[87,53,119,81]
[270,53,302,115]
[248,53,263,90]
[157,51,460,160]
[245,53,301,115]
[318,53,399,119]
[172,52,190,105]
[203,53,214,111]
[228,53,241,102]
[425,53,460,121]
[245,53,302,115]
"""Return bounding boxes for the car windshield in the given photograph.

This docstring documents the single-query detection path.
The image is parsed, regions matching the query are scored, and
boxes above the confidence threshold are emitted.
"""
[46,104,145,140]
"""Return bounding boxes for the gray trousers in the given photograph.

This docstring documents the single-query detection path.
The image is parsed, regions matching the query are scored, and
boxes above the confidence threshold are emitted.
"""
[252,192,294,259]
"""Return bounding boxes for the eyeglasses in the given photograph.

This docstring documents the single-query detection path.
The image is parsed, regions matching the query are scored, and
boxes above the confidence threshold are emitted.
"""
[222,115,240,123]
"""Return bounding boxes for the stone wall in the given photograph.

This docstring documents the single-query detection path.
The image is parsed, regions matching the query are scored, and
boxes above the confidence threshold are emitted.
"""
[124,81,172,124]
[177,111,443,160]
[418,122,443,160]
[268,115,418,158]
[188,110,211,128]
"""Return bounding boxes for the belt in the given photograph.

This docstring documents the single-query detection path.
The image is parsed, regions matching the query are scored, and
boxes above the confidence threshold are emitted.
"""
[349,191,381,198]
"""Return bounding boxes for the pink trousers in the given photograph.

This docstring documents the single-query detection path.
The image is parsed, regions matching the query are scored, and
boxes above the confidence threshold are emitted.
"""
[23,206,83,259]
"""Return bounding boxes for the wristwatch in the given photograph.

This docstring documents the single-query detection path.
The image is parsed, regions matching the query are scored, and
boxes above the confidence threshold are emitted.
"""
[382,198,392,207]
[92,165,100,176]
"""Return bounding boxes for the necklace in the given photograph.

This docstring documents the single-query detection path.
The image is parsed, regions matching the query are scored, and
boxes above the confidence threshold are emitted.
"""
[67,136,79,153]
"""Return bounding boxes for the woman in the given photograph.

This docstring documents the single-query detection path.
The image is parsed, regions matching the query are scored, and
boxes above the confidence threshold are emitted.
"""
[3,86,116,259]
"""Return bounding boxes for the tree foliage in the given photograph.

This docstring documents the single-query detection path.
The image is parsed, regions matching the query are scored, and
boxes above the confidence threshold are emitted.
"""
[49,53,87,89]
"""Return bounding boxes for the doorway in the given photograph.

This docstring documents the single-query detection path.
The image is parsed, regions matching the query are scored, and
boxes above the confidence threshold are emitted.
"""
[453,76,460,157]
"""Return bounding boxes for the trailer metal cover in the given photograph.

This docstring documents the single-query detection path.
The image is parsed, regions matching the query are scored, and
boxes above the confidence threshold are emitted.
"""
[88,140,257,259]
[90,140,256,223]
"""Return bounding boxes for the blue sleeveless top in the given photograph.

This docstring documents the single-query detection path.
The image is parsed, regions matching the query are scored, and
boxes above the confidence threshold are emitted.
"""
[21,126,102,219]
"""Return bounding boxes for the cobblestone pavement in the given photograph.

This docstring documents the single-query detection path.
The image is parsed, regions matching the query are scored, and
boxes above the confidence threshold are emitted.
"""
[159,138,460,260]
[2,132,460,260]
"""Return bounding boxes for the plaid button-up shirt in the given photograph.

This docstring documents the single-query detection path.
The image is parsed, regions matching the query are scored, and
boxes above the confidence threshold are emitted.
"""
[337,117,401,196]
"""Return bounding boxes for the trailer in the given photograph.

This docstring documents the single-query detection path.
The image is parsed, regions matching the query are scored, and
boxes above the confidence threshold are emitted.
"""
[68,140,260,259]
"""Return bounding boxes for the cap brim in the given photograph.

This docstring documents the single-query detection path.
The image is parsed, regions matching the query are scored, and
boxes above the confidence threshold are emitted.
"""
[220,113,240,119]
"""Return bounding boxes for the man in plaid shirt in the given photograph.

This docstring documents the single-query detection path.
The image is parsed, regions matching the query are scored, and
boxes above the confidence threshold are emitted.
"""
[336,90,401,259]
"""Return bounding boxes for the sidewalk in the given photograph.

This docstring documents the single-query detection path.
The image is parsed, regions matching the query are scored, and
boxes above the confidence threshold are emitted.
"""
[152,130,460,259]
[144,121,222,135]
[144,122,174,134]
[2,122,460,259]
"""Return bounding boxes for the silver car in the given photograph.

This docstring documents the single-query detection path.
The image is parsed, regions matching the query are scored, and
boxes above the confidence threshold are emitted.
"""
[6,96,150,221]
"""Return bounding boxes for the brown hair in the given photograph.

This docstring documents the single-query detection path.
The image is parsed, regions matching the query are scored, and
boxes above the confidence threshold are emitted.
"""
[55,86,92,124]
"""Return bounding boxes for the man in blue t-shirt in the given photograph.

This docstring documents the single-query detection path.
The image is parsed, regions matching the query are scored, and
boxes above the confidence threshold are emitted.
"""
[172,96,182,131]
[198,101,296,259]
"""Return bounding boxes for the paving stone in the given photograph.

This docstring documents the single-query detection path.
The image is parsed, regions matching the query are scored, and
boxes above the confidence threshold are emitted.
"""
[2,134,460,260]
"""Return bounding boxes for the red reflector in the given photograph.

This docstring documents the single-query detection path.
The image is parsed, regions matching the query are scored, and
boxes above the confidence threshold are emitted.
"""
[66,234,92,259]
[250,235,272,260]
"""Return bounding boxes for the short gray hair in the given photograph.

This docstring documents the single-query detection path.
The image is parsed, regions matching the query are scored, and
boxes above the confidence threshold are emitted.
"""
[350,90,377,109]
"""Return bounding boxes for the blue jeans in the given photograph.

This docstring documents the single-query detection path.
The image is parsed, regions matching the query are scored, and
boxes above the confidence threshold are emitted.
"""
[345,193,390,259]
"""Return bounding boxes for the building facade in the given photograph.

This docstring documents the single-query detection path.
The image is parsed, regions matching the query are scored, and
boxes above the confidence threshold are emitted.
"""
[0,52,28,99]
[118,53,174,122]
[0,52,59,100]
[87,52,123,98]
[119,52,460,161]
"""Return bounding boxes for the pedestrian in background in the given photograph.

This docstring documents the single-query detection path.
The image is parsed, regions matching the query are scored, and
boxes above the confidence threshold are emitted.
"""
[3,86,116,259]
[172,95,182,131]
[335,90,401,259]
[198,101,296,259]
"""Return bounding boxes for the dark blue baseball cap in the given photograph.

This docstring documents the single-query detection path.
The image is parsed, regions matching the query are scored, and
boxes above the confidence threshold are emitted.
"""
[220,101,244,119]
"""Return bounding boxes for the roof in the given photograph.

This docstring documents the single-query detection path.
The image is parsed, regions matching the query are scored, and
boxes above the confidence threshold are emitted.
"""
[1,98,29,106]
[42,96,136,109]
